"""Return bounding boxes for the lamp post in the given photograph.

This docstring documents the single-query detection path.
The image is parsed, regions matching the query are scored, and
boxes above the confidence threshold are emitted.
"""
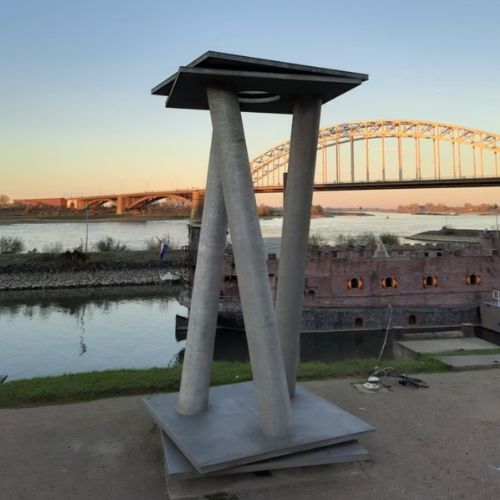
[84,205,90,252]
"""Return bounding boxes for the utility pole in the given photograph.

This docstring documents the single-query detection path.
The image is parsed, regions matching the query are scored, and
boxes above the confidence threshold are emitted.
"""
[85,205,90,252]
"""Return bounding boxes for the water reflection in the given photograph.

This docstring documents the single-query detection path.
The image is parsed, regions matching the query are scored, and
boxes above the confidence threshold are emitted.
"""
[206,328,394,363]
[78,304,88,356]
[0,286,187,381]
[3,285,499,382]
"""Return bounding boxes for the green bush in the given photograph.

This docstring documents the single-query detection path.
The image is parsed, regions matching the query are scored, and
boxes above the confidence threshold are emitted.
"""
[42,242,64,253]
[94,236,128,252]
[0,236,25,254]
[379,232,400,246]
[62,246,89,265]
[309,233,328,247]
[334,231,400,248]
[311,204,324,216]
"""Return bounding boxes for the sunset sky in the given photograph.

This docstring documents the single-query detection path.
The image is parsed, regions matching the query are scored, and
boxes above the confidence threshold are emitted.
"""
[1,0,499,208]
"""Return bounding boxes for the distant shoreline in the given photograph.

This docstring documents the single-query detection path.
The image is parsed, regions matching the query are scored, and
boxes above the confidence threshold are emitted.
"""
[0,210,496,225]
[0,211,375,224]
[0,214,190,225]
[407,228,491,243]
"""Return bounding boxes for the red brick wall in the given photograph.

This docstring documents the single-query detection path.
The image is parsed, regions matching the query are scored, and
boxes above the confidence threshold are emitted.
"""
[14,198,67,208]
[220,238,499,309]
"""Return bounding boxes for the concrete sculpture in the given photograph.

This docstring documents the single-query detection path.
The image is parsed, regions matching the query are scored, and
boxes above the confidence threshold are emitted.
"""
[144,51,374,475]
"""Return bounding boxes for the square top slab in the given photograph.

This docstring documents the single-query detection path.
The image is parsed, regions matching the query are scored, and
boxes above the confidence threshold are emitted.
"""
[152,51,368,114]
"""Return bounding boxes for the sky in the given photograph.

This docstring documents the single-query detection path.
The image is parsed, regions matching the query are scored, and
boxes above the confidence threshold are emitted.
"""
[1,0,499,208]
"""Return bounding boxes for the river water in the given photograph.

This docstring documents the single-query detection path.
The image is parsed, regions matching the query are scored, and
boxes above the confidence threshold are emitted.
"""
[1,213,499,381]
[0,212,498,251]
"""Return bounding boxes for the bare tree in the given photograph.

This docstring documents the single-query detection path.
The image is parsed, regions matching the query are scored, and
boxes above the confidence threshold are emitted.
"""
[0,194,9,207]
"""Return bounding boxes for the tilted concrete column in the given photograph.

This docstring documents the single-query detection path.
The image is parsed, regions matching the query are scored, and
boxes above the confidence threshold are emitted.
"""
[275,95,322,397]
[177,135,228,415]
[206,86,292,438]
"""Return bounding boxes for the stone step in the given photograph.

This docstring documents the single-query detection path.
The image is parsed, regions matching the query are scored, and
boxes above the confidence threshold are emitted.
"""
[436,354,500,371]
[394,337,498,359]
[401,330,465,341]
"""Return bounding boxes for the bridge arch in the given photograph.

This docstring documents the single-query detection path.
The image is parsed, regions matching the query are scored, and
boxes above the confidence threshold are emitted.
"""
[250,119,500,188]
[126,193,193,211]
[83,198,116,210]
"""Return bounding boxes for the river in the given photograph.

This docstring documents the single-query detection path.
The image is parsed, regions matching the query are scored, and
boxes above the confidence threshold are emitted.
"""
[0,212,498,252]
[1,213,499,381]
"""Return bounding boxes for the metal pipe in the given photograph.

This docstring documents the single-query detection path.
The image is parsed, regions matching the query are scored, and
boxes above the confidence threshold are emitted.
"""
[350,136,355,182]
[381,135,386,181]
[336,136,341,182]
[398,135,403,181]
[452,140,456,178]
[433,139,437,179]
[458,143,462,177]
[365,137,370,182]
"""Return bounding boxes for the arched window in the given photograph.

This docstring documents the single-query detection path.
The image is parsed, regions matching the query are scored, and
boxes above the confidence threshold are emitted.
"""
[409,314,417,325]
[423,276,438,287]
[307,290,316,301]
[354,317,363,328]
[347,278,363,289]
[466,274,482,285]
[382,277,398,288]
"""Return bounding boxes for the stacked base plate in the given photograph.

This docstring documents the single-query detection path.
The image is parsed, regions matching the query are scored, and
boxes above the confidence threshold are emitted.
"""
[143,381,374,477]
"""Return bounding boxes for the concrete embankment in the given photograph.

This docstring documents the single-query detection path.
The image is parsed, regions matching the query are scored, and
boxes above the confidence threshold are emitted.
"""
[407,234,479,244]
[0,250,186,291]
[407,229,484,244]
[0,269,169,291]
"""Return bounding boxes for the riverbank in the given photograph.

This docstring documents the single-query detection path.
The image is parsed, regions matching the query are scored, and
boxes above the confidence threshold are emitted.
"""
[0,250,186,291]
[0,357,447,409]
[0,213,190,224]
[408,227,492,243]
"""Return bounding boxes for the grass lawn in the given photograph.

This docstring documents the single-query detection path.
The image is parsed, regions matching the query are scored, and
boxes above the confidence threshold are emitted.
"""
[0,357,448,409]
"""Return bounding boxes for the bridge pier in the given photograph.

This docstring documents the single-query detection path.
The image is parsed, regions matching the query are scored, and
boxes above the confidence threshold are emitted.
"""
[275,95,322,398]
[189,190,205,223]
[72,199,86,210]
[116,196,124,215]
[116,195,131,215]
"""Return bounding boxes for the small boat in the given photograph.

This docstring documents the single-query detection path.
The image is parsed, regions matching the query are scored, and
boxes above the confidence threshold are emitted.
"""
[160,271,182,283]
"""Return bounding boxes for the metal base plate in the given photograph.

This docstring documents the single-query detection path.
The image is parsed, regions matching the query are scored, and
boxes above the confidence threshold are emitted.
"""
[143,381,374,473]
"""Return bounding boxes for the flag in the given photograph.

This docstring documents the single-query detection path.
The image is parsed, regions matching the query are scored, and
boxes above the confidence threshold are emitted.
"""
[158,239,169,260]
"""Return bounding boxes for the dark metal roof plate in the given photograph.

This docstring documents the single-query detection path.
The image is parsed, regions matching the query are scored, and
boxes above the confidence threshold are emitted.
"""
[152,51,368,114]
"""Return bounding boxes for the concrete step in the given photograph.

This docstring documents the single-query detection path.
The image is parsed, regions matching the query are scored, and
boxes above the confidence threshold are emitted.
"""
[436,354,500,371]
[401,330,465,341]
[394,337,498,359]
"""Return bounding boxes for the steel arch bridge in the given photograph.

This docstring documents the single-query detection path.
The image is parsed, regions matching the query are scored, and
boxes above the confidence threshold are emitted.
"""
[250,119,500,190]
[68,120,500,214]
